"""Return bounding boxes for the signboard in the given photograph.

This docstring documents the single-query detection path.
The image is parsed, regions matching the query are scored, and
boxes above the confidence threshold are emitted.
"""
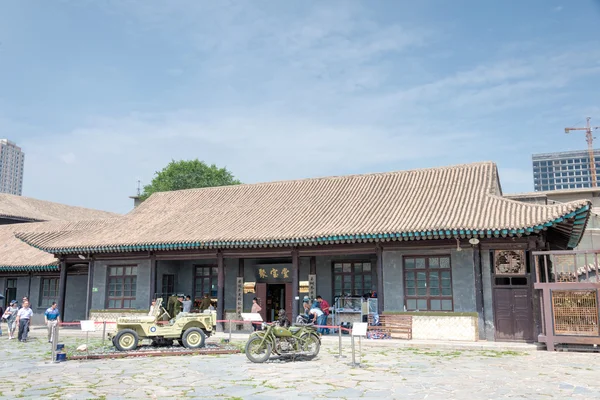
[92,288,98,292]
[352,322,368,337]
[236,277,243,316]
[255,264,293,283]
[241,313,263,322]
[80,320,96,332]
[308,274,317,300]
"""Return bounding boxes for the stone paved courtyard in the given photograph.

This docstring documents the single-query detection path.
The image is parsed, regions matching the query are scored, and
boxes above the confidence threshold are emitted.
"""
[1,328,600,399]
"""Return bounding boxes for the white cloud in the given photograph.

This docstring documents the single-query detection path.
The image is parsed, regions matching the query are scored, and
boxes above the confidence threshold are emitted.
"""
[59,152,76,164]
[10,1,600,214]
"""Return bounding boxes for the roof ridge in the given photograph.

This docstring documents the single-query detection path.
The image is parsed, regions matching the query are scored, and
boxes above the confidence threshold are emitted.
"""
[0,193,120,214]
[151,161,498,197]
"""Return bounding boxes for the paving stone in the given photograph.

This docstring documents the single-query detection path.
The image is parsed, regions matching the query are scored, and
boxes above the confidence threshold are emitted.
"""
[3,329,600,399]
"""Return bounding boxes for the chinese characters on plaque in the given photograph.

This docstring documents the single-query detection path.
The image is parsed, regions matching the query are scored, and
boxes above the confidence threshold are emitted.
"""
[255,265,293,282]
[236,277,243,316]
[308,274,316,299]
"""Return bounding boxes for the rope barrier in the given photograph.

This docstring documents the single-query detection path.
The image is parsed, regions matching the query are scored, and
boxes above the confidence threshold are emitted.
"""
[58,320,353,333]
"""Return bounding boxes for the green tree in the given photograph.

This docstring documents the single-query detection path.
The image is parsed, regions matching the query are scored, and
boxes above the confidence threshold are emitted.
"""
[140,159,241,200]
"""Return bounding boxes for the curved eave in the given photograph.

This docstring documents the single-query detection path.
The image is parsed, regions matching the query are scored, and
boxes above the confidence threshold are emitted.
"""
[18,205,592,255]
[0,264,60,272]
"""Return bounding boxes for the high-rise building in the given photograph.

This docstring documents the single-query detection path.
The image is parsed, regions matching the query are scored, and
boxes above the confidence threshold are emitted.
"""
[532,149,600,191]
[0,139,25,195]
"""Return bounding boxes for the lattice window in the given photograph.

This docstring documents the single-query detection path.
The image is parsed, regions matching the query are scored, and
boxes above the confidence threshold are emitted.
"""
[552,290,599,336]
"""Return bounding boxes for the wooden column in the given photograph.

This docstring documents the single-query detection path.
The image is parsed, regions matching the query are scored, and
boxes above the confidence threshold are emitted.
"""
[310,256,316,275]
[376,245,384,314]
[292,248,299,318]
[58,259,68,320]
[149,254,157,305]
[238,258,243,277]
[473,244,485,340]
[217,251,225,331]
[86,259,95,319]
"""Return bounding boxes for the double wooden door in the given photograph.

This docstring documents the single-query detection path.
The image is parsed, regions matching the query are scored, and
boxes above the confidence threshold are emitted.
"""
[494,284,534,342]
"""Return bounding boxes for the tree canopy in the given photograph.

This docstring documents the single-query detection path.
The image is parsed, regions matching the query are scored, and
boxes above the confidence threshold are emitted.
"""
[140,159,241,200]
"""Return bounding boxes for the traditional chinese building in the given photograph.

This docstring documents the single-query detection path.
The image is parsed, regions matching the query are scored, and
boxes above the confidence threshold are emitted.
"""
[15,162,591,342]
[0,194,118,323]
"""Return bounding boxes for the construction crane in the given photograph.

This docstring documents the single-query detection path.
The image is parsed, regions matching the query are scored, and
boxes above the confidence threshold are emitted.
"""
[565,117,600,187]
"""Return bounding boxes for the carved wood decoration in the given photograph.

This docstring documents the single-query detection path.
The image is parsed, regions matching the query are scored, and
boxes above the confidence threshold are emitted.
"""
[494,250,526,275]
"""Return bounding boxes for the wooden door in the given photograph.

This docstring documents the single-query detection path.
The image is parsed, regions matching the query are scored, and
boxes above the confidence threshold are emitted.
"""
[493,288,533,342]
[255,283,267,323]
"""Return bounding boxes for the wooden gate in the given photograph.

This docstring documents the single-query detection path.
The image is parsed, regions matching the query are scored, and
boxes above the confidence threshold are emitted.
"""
[492,250,534,342]
[533,250,600,351]
[494,288,534,341]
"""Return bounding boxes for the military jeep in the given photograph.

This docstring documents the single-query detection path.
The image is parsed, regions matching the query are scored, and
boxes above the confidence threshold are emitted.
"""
[109,298,216,351]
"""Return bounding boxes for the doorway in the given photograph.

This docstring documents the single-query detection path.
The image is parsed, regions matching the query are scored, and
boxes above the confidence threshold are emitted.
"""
[4,278,17,308]
[491,250,534,342]
[493,285,533,342]
[255,282,293,323]
[266,284,285,323]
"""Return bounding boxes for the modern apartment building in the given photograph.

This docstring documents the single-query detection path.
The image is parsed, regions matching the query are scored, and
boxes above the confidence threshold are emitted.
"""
[0,139,25,195]
[532,149,600,191]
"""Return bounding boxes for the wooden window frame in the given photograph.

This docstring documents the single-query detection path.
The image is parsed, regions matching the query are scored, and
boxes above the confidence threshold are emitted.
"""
[403,255,454,311]
[161,274,175,295]
[106,265,138,309]
[193,265,218,302]
[39,277,59,307]
[332,260,373,298]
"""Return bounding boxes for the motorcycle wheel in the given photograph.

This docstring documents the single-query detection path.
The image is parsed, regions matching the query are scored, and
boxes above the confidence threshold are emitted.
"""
[301,333,320,359]
[245,335,272,363]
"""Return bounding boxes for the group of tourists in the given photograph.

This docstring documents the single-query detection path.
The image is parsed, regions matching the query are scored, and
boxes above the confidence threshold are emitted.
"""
[299,295,331,334]
[249,295,331,334]
[0,297,61,343]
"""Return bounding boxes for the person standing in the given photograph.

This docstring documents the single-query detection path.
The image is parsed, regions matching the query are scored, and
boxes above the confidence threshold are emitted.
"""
[16,300,33,342]
[251,297,262,331]
[4,301,18,339]
[181,295,193,313]
[316,295,330,334]
[199,294,211,312]
[44,302,61,343]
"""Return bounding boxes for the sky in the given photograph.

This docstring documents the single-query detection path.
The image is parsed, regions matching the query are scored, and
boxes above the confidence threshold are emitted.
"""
[1,1,600,214]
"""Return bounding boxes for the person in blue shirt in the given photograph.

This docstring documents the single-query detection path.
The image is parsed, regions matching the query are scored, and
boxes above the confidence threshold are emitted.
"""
[44,302,61,343]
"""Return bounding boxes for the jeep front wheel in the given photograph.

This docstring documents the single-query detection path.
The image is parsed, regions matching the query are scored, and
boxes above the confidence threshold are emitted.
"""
[114,329,139,351]
[182,327,206,349]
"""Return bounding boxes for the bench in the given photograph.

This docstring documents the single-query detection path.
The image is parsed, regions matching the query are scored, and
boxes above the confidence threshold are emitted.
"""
[368,314,412,340]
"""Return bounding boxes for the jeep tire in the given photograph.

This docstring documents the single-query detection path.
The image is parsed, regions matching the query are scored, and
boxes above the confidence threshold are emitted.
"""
[114,329,139,352]
[182,327,206,349]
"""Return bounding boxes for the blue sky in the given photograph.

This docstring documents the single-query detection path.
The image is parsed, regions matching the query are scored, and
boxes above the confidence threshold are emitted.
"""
[2,1,600,214]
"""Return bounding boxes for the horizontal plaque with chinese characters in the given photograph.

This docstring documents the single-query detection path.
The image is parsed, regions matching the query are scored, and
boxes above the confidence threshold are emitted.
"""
[255,264,293,282]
